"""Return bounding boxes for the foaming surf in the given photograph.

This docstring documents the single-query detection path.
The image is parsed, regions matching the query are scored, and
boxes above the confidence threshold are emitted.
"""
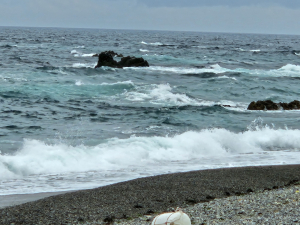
[121,83,215,106]
[1,124,300,195]
[127,64,231,74]
[236,48,261,53]
[71,50,96,57]
[275,64,300,75]
[100,80,134,86]
[250,49,261,52]
[71,63,97,68]
[141,41,164,46]
[128,63,300,77]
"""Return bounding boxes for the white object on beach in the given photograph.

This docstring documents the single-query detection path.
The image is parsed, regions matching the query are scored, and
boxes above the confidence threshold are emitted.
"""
[151,208,191,225]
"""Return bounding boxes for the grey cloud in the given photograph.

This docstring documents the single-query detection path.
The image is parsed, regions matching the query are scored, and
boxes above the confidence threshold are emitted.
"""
[137,0,300,8]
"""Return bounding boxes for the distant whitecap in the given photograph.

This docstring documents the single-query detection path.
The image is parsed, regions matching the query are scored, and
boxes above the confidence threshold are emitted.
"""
[72,63,96,68]
[75,80,83,86]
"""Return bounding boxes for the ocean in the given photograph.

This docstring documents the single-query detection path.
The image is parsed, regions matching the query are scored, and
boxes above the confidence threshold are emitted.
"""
[0,27,300,195]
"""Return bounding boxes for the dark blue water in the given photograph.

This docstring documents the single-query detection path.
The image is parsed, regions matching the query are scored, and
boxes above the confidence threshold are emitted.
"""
[0,27,300,195]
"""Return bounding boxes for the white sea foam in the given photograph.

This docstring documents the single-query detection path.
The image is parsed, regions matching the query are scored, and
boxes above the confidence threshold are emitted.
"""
[71,50,96,57]
[250,49,261,52]
[140,49,149,52]
[236,48,260,52]
[72,63,97,68]
[295,53,300,56]
[100,80,134,86]
[75,80,83,86]
[82,53,97,57]
[278,64,300,72]
[192,46,207,49]
[268,64,300,77]
[141,41,163,46]
[1,126,300,194]
[128,64,231,74]
[75,46,85,49]
[71,50,81,57]
[150,42,163,46]
[123,83,214,106]
[229,64,300,77]
[217,75,237,81]
[131,63,300,77]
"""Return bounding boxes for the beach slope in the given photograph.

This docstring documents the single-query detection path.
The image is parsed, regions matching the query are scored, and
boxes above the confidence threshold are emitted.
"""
[1,165,300,224]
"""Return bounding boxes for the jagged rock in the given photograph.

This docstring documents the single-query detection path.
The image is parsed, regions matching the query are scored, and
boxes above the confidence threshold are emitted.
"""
[247,100,278,110]
[95,51,148,68]
[280,100,300,110]
[247,100,300,110]
[104,50,123,58]
[118,56,149,68]
[95,51,118,68]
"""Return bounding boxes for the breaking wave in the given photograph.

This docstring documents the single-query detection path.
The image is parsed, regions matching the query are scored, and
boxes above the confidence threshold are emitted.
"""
[128,64,230,74]
[128,63,300,77]
[71,50,96,57]
[122,83,214,106]
[1,125,300,194]
[141,41,164,46]
[71,63,97,68]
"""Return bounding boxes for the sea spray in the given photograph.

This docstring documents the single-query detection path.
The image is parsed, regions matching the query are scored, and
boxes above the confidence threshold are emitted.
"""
[1,124,300,194]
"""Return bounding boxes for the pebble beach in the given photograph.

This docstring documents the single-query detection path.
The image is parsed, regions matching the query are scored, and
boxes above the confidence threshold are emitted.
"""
[1,165,300,225]
[114,184,300,225]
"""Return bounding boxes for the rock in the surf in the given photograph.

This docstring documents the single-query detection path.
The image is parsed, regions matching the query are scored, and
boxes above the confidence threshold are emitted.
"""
[118,56,149,68]
[247,100,279,110]
[247,100,300,110]
[95,51,149,68]
[95,51,119,68]
[104,50,123,58]
[279,100,300,110]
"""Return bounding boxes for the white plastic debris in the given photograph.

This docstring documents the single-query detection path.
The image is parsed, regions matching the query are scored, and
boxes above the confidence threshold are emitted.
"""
[151,208,191,225]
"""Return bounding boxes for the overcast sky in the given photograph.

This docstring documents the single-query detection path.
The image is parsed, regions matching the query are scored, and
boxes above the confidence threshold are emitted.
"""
[1,0,300,35]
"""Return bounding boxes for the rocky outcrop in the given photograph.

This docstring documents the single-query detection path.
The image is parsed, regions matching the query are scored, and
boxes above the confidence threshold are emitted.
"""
[247,100,300,110]
[95,51,149,68]
[105,50,123,58]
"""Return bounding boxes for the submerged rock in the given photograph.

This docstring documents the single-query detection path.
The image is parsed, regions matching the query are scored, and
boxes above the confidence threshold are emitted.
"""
[247,100,300,110]
[95,51,149,68]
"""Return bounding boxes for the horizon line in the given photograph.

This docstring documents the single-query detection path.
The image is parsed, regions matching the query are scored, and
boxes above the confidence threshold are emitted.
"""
[0,25,299,36]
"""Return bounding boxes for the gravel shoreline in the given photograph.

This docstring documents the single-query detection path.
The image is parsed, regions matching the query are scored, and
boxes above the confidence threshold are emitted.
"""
[113,184,300,225]
[1,165,300,225]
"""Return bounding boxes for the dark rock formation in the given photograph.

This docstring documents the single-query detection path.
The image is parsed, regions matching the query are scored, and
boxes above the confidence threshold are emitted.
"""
[280,100,300,110]
[95,51,149,68]
[118,56,149,68]
[247,100,300,110]
[104,50,123,58]
[247,100,279,110]
[95,51,118,68]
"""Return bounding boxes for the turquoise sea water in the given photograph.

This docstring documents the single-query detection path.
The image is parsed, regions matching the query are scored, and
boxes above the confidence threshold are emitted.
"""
[0,27,300,195]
